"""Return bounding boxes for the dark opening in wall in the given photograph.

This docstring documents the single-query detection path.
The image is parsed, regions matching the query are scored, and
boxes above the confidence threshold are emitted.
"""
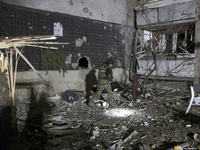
[78,57,88,68]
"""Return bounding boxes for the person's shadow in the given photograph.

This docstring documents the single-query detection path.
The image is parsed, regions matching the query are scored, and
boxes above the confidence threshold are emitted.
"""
[85,69,97,101]
[20,82,51,150]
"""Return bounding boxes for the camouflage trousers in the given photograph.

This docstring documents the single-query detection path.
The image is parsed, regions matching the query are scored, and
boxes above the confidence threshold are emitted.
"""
[91,81,113,102]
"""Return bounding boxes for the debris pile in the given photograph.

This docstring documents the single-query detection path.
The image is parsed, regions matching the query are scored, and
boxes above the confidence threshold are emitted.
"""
[16,82,200,150]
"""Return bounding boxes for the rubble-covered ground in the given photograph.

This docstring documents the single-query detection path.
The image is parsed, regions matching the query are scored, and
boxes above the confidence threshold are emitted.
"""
[16,81,200,150]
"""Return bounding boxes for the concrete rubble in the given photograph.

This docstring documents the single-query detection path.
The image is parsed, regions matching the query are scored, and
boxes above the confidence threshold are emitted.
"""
[16,82,200,150]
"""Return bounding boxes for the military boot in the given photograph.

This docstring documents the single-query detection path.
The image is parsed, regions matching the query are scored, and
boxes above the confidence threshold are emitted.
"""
[88,99,95,107]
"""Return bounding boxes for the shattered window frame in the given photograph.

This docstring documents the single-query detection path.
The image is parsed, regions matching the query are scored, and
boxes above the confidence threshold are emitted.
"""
[140,24,195,58]
[158,30,195,54]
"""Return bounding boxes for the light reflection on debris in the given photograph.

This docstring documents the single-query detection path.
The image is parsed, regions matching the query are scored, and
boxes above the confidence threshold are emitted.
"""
[104,108,142,117]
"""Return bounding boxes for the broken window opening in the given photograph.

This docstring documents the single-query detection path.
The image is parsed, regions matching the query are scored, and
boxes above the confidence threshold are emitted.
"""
[144,30,152,43]
[78,57,88,68]
[159,30,195,54]
[140,24,195,57]
[137,30,152,53]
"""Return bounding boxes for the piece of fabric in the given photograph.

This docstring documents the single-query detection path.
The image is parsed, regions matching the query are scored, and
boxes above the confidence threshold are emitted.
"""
[61,90,80,103]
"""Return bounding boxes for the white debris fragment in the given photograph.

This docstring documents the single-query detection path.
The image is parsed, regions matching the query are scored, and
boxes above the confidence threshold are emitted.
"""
[121,125,128,131]
[90,127,99,140]
[186,125,191,128]
[71,123,82,129]
[144,122,149,126]
[194,133,200,142]
[102,93,108,98]
[194,97,200,105]
[52,115,63,122]
[47,94,61,101]
[44,123,52,127]
[102,102,108,107]
[114,88,118,92]
[94,100,109,108]
[82,36,87,42]
[137,99,141,103]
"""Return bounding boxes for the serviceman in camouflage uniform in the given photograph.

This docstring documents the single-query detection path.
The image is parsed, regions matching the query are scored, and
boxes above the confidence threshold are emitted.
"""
[88,58,116,107]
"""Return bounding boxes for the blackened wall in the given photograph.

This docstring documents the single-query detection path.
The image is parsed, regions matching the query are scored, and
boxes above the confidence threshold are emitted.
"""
[0,3,125,71]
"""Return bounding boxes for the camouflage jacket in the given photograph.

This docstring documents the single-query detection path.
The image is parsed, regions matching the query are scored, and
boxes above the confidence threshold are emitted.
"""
[98,63,113,84]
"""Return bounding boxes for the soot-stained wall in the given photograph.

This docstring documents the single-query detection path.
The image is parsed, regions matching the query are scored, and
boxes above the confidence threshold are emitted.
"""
[0,3,125,71]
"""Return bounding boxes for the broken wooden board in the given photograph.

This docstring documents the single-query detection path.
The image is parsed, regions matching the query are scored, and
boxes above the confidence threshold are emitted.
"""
[0,35,69,49]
